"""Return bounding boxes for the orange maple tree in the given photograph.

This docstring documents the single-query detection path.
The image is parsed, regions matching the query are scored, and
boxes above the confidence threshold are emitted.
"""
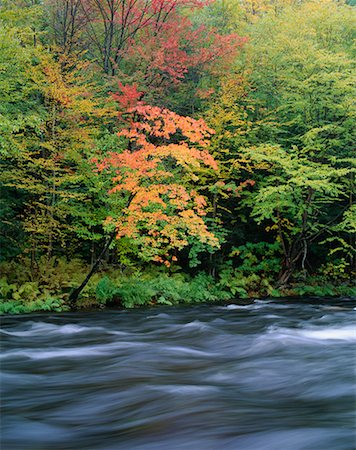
[94,82,220,265]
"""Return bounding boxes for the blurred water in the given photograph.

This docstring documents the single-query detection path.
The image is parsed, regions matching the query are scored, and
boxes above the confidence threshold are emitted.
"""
[1,299,355,450]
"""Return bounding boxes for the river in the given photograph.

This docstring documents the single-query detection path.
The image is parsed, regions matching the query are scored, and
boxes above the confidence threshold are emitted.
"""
[1,299,355,450]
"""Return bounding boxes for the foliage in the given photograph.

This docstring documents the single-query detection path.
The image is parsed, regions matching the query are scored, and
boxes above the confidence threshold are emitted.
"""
[46,0,244,84]
[95,276,117,305]
[0,0,354,312]
[0,297,67,315]
[0,276,68,314]
[96,90,220,266]
[237,144,354,283]
[94,271,232,308]
[205,0,355,285]
[288,283,356,298]
[230,242,282,277]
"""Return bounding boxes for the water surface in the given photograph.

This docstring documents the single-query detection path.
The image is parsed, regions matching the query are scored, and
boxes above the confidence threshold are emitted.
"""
[1,298,355,449]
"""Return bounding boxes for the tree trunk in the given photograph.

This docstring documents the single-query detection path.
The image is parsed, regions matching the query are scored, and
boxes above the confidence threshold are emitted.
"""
[277,265,294,286]
[277,244,303,287]
[209,193,218,278]
[68,230,116,305]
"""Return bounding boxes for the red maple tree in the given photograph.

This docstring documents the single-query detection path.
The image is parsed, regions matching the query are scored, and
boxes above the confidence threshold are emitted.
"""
[94,82,220,264]
[49,0,246,81]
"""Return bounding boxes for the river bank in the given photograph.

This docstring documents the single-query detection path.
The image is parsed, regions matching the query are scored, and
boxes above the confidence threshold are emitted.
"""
[0,265,355,314]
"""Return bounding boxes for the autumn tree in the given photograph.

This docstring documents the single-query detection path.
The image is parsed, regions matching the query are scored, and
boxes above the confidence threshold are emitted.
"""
[203,0,355,284]
[0,3,46,261]
[46,0,244,106]
[0,4,108,268]
[243,0,355,279]
[69,82,219,301]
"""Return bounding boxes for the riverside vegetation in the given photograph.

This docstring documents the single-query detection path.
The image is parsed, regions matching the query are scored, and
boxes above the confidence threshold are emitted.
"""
[0,0,355,314]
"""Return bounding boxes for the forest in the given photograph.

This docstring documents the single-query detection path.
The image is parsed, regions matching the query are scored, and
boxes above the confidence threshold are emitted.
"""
[0,0,355,313]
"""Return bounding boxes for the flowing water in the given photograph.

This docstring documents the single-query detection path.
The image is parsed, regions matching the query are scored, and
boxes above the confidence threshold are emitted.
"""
[1,299,355,450]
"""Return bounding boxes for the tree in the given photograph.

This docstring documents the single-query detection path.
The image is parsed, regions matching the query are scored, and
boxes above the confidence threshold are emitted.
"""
[204,0,355,282]
[0,12,105,267]
[239,144,353,284]
[69,82,219,301]
[46,0,244,96]
[46,0,87,55]
[194,74,257,274]
[0,8,46,262]
[243,0,355,152]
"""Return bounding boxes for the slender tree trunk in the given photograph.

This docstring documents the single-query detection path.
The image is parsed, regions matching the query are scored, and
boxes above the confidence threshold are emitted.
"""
[348,172,354,276]
[209,193,218,278]
[68,229,116,304]
[47,102,58,260]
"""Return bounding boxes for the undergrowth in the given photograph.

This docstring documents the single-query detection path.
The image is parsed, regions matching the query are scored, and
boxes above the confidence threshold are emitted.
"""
[0,257,354,314]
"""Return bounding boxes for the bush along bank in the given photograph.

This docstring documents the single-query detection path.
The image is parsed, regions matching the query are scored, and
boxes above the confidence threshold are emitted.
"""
[0,258,354,314]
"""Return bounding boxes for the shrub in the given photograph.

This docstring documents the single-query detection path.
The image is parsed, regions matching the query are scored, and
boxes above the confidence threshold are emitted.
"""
[0,297,68,314]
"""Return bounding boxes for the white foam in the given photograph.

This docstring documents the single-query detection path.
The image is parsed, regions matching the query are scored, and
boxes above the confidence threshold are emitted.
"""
[0,322,106,337]
[147,313,171,319]
[0,339,152,360]
[0,347,105,360]
[299,327,356,341]
[182,320,210,331]
[267,325,356,342]
[223,302,280,310]
[162,345,213,357]
[149,384,218,395]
